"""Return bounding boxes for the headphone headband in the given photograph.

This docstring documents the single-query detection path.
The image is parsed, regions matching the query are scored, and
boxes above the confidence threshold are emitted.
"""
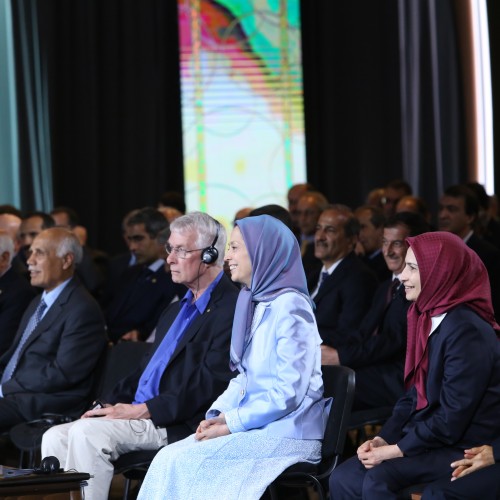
[201,219,220,264]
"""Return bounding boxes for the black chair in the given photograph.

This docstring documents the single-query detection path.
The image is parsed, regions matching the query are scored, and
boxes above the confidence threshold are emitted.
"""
[347,406,394,447]
[8,341,150,469]
[266,365,356,500]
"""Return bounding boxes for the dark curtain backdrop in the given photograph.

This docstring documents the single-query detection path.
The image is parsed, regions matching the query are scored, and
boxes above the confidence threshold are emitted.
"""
[12,1,499,254]
[300,1,403,207]
[488,0,500,195]
[14,0,184,255]
[300,0,466,219]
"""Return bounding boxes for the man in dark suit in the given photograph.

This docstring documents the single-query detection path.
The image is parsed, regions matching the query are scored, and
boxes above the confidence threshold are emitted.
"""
[355,205,391,283]
[0,228,106,432]
[42,212,239,500]
[0,232,38,356]
[105,207,185,342]
[438,184,500,316]
[324,212,429,410]
[296,191,329,282]
[309,204,378,363]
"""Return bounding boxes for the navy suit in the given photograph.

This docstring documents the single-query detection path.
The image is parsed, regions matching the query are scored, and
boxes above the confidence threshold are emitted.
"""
[0,267,38,356]
[421,437,500,499]
[312,252,378,347]
[466,234,500,318]
[361,251,392,283]
[106,273,239,436]
[105,264,186,342]
[0,278,106,429]
[337,278,410,409]
[329,305,500,499]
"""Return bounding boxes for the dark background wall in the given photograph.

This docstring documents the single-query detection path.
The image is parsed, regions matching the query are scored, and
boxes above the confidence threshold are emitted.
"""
[12,0,500,255]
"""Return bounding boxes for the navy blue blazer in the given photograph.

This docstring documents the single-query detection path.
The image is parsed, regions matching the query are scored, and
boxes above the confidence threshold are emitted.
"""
[0,278,107,421]
[379,305,500,456]
[106,273,239,433]
[312,252,378,347]
[105,264,186,342]
[337,278,410,409]
[0,267,38,356]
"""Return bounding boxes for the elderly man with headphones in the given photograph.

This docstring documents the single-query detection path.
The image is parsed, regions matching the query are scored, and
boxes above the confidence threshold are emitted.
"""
[41,212,239,500]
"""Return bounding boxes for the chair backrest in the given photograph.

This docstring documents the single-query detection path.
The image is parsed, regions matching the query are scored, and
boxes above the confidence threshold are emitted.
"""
[96,341,152,397]
[320,365,356,459]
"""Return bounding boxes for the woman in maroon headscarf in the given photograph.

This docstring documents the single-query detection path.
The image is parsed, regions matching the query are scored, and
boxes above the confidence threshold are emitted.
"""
[330,231,500,499]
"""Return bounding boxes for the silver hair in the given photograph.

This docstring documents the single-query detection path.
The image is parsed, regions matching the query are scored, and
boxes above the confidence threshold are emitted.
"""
[55,230,83,264]
[170,211,226,266]
[0,233,14,265]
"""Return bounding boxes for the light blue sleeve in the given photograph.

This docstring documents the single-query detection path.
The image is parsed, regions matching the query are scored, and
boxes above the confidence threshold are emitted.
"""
[224,293,320,433]
[206,373,244,418]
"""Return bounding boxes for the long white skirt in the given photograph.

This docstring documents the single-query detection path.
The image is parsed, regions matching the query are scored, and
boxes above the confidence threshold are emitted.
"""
[137,429,322,500]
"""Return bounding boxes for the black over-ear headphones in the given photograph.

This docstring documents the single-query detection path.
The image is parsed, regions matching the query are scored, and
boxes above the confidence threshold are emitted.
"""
[33,456,61,474]
[201,220,220,264]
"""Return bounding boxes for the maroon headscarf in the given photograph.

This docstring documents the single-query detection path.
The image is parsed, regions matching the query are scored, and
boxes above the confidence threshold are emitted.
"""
[404,231,500,410]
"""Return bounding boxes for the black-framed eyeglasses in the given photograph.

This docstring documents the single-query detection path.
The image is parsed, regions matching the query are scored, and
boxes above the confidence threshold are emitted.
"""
[165,243,203,259]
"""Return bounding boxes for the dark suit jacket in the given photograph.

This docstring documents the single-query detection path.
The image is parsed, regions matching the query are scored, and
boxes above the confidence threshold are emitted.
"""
[337,279,410,409]
[301,241,322,287]
[466,234,500,317]
[379,306,500,456]
[0,278,107,421]
[105,264,186,342]
[361,251,392,283]
[312,252,378,347]
[106,273,239,434]
[0,267,38,356]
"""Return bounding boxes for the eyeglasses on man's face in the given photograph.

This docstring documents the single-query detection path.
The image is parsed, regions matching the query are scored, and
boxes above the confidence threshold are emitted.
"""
[165,243,203,259]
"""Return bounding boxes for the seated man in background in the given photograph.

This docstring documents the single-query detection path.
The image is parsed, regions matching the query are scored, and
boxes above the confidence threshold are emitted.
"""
[354,204,390,283]
[311,204,378,358]
[0,232,38,356]
[0,227,106,432]
[42,212,239,500]
[50,206,108,298]
[105,207,185,342]
[17,211,55,268]
[322,212,429,410]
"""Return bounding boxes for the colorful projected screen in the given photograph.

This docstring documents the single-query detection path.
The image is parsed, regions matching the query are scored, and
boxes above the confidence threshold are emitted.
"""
[178,0,306,227]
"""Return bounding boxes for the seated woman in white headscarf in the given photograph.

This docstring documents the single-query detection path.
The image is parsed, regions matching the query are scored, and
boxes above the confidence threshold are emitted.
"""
[137,214,330,500]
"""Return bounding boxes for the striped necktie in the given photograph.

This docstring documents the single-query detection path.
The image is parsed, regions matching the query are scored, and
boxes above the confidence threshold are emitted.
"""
[1,299,47,383]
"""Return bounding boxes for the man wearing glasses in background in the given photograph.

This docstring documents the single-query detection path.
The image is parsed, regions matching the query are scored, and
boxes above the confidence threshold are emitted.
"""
[42,212,239,500]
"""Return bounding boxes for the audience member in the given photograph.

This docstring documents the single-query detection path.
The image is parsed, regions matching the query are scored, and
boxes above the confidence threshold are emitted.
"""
[158,190,186,214]
[329,232,500,498]
[105,207,184,342]
[438,184,500,316]
[249,204,293,230]
[136,214,328,499]
[395,195,432,224]
[365,188,385,208]
[0,213,24,278]
[0,232,37,356]
[354,205,390,282]
[232,206,253,225]
[323,212,429,410]
[297,190,328,281]
[382,179,412,217]
[0,228,106,432]
[310,204,378,363]
[50,206,108,298]
[287,182,314,236]
[466,181,500,250]
[42,212,238,500]
[17,212,55,267]
[104,209,139,300]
